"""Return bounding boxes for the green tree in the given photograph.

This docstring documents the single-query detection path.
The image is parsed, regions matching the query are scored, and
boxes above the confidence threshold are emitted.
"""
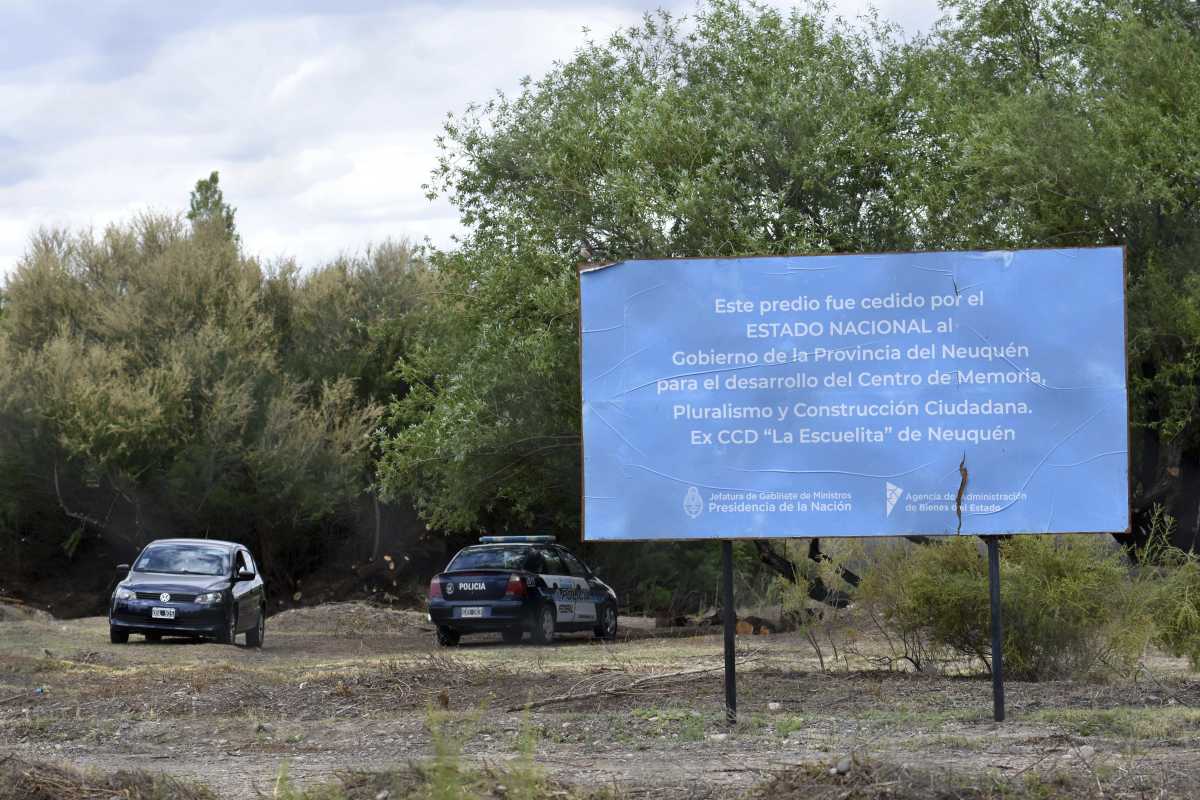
[377,0,1200,556]
[269,239,433,403]
[377,239,581,533]
[913,0,1200,543]
[0,214,381,581]
[378,1,915,539]
[187,170,238,242]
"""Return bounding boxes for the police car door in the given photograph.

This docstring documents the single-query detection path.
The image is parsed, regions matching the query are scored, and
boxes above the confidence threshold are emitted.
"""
[559,550,596,624]
[536,547,575,623]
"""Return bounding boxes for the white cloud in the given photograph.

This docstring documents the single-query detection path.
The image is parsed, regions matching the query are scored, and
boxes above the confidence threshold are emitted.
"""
[0,0,942,277]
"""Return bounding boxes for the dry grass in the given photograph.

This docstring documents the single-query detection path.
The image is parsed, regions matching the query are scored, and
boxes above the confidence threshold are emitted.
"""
[748,758,1101,800]
[269,602,428,638]
[7,604,1200,799]
[269,759,626,800]
[0,755,218,800]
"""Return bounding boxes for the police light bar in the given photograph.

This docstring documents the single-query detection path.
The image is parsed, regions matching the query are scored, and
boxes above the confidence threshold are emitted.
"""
[478,535,557,544]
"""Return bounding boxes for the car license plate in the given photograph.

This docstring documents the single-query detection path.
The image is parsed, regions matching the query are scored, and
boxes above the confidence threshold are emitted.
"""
[459,607,484,618]
[152,607,175,620]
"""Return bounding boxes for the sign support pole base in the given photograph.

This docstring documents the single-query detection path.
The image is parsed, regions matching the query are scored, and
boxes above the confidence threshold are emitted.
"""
[721,539,737,727]
[986,536,1006,723]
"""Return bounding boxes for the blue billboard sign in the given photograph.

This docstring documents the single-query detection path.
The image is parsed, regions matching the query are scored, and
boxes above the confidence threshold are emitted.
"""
[579,248,1128,540]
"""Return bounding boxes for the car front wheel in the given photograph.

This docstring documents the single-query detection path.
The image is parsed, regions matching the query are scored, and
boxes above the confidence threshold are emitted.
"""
[246,606,265,648]
[219,610,238,645]
[594,604,618,641]
[109,627,128,644]
[531,605,556,645]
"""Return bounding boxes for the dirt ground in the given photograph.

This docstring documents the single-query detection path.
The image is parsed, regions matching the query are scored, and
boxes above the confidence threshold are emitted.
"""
[3,601,1200,798]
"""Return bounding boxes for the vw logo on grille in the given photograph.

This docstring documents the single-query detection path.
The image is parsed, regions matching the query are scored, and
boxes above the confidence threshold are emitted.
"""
[159,593,171,603]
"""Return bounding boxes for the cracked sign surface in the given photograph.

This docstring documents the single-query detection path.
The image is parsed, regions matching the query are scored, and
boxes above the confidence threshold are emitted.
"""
[579,247,1128,540]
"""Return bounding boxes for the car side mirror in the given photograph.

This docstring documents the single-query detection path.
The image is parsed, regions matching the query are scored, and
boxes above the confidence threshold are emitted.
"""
[235,569,255,582]
[116,563,130,573]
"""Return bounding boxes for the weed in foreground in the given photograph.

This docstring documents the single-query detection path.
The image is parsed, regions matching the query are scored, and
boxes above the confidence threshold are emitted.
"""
[631,706,708,741]
[775,714,807,738]
[505,710,547,796]
[1031,706,1200,741]
[424,706,478,800]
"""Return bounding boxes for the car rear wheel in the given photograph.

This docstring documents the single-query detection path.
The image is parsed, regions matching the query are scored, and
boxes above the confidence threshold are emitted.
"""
[109,627,128,644]
[501,629,523,644]
[594,604,618,640]
[246,606,265,648]
[219,610,238,645]
[531,605,556,645]
[436,626,461,647]
[145,632,162,642]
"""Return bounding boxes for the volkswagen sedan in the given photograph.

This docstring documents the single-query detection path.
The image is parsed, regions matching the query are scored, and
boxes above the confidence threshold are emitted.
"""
[108,538,266,647]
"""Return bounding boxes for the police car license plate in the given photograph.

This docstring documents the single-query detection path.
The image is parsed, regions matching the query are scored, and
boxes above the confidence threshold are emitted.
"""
[459,607,484,618]
[152,607,175,620]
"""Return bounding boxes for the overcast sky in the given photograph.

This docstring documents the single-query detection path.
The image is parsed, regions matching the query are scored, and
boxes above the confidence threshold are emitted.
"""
[0,0,942,276]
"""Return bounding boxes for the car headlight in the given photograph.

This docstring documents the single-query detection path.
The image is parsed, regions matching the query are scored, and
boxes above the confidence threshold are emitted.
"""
[114,588,135,602]
[195,591,223,605]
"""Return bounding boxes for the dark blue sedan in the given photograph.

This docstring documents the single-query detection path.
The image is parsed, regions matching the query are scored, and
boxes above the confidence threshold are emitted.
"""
[428,536,618,646]
[108,538,267,647]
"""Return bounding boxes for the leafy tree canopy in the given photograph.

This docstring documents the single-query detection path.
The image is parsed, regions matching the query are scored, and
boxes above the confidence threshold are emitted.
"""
[0,182,430,580]
[377,0,1200,548]
[187,170,238,243]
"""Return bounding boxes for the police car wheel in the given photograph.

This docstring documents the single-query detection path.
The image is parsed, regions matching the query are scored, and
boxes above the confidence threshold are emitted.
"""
[501,629,524,644]
[109,627,128,644]
[532,605,556,645]
[594,604,618,640]
[436,626,461,647]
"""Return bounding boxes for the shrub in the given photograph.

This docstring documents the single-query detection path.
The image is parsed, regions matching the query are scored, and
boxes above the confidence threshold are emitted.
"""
[1150,560,1200,668]
[858,536,1153,681]
[764,552,857,671]
[1141,508,1200,669]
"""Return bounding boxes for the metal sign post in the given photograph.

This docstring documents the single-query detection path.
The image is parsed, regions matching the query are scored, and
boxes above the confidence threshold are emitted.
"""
[721,540,737,725]
[986,536,1006,722]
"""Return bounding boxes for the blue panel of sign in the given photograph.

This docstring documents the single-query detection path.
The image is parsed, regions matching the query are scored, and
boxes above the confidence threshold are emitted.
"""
[579,248,1128,540]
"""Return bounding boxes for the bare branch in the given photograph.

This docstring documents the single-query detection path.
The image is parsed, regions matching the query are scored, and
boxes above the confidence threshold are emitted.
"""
[51,461,107,532]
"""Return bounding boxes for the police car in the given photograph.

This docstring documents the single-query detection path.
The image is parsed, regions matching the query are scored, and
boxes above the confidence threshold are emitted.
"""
[427,536,618,646]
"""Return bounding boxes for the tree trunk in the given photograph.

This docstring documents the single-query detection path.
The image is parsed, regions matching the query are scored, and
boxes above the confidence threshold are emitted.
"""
[371,494,382,563]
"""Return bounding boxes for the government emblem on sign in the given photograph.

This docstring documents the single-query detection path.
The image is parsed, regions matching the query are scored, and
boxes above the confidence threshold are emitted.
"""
[885,483,904,517]
[683,486,704,518]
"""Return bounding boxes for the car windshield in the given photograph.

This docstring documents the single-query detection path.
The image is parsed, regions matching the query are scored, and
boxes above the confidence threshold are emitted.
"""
[448,547,533,572]
[134,545,229,576]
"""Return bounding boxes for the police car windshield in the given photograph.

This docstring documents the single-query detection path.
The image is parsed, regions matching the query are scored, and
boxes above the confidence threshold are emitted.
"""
[449,547,534,572]
[134,545,229,576]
